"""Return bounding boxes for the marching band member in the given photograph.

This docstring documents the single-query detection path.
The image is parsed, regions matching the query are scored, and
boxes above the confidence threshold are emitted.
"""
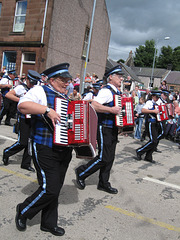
[155,90,170,152]
[136,91,162,163]
[2,70,41,171]
[75,65,123,194]
[15,63,73,236]
[0,70,17,125]
[83,83,100,102]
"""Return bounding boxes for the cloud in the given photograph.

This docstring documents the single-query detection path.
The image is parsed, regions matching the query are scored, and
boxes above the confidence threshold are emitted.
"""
[106,0,180,61]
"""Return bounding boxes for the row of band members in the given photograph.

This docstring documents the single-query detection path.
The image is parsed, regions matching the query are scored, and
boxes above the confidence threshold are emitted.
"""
[0,64,180,237]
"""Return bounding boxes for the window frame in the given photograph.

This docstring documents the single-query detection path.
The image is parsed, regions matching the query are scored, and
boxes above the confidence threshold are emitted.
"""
[0,2,2,17]
[13,0,27,33]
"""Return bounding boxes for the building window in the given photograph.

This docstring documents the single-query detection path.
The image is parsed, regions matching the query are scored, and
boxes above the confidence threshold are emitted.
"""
[23,52,36,63]
[13,0,27,32]
[2,51,17,71]
[169,86,174,91]
[82,27,90,58]
[0,3,2,17]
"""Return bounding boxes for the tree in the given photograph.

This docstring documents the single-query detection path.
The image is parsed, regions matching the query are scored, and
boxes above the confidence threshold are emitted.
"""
[157,45,173,69]
[134,40,155,67]
[117,59,125,63]
[172,47,180,71]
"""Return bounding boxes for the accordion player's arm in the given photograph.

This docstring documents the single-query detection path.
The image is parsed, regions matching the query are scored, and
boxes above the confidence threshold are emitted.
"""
[18,101,61,127]
[91,100,121,115]
[142,108,159,114]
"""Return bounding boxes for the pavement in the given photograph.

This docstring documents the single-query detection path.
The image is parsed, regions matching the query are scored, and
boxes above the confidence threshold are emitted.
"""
[0,121,180,240]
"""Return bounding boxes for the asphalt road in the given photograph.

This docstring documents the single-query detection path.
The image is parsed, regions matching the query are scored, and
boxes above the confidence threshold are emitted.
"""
[0,122,180,240]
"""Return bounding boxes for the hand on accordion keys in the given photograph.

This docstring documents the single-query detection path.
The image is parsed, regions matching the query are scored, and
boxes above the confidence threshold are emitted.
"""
[45,108,61,128]
[154,108,159,115]
[111,106,121,115]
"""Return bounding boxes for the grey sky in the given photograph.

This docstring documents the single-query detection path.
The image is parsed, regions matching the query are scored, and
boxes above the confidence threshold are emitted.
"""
[105,0,180,61]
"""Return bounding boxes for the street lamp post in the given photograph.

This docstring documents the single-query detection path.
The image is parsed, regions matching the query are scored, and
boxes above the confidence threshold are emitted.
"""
[81,0,97,95]
[150,36,170,88]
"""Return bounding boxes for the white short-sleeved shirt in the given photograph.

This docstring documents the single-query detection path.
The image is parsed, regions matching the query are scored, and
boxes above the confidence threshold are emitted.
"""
[94,83,118,105]
[143,100,156,110]
[83,92,93,100]
[18,85,47,106]
[156,98,167,105]
[13,84,27,98]
[0,77,12,85]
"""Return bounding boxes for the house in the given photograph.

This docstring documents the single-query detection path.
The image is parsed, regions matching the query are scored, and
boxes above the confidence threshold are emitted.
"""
[0,0,110,80]
[163,71,180,92]
[131,67,170,89]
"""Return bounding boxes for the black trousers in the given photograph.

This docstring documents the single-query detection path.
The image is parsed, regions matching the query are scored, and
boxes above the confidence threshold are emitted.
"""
[0,97,17,123]
[137,122,160,161]
[19,143,72,228]
[4,117,32,168]
[76,125,118,187]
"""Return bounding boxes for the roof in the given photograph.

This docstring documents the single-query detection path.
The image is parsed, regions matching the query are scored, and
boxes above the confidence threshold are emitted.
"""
[131,67,169,78]
[164,71,180,85]
[106,58,142,83]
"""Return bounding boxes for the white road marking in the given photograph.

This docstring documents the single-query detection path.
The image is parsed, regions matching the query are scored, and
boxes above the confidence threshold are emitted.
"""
[143,177,180,190]
[0,135,17,142]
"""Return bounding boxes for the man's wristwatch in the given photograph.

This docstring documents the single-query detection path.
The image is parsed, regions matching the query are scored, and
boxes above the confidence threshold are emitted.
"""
[44,107,50,116]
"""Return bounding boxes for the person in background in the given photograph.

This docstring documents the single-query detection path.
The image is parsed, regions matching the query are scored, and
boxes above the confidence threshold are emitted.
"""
[83,83,100,102]
[169,91,174,103]
[69,85,82,100]
[84,73,93,90]
[73,73,80,86]
[0,69,17,125]
[131,90,139,108]
[2,70,41,171]
[40,73,48,85]
[2,66,7,76]
[175,90,180,102]
[134,97,145,140]
[123,75,132,92]
[65,78,74,96]
[15,63,73,236]
[136,91,162,163]
[90,73,96,83]
[21,73,26,83]
[159,80,168,90]
[144,88,151,101]
[75,65,123,194]
[135,85,141,99]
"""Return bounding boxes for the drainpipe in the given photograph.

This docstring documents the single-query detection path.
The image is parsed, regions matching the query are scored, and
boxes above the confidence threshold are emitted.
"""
[41,0,49,44]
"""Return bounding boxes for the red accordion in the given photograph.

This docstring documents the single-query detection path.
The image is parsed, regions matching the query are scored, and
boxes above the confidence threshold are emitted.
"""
[155,104,169,121]
[114,95,135,132]
[166,103,175,117]
[53,98,97,159]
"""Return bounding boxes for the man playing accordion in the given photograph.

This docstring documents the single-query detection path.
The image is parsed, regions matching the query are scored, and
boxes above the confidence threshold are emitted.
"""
[16,63,73,236]
[75,65,123,194]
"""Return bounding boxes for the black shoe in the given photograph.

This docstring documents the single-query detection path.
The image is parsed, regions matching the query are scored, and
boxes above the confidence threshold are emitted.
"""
[135,150,142,161]
[97,184,118,194]
[144,158,156,164]
[75,169,85,189]
[154,149,162,153]
[140,136,145,142]
[2,153,9,166]
[21,166,35,172]
[15,204,27,231]
[40,225,65,236]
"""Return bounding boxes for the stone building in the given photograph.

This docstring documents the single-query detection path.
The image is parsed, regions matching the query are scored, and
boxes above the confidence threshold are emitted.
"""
[0,0,110,80]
